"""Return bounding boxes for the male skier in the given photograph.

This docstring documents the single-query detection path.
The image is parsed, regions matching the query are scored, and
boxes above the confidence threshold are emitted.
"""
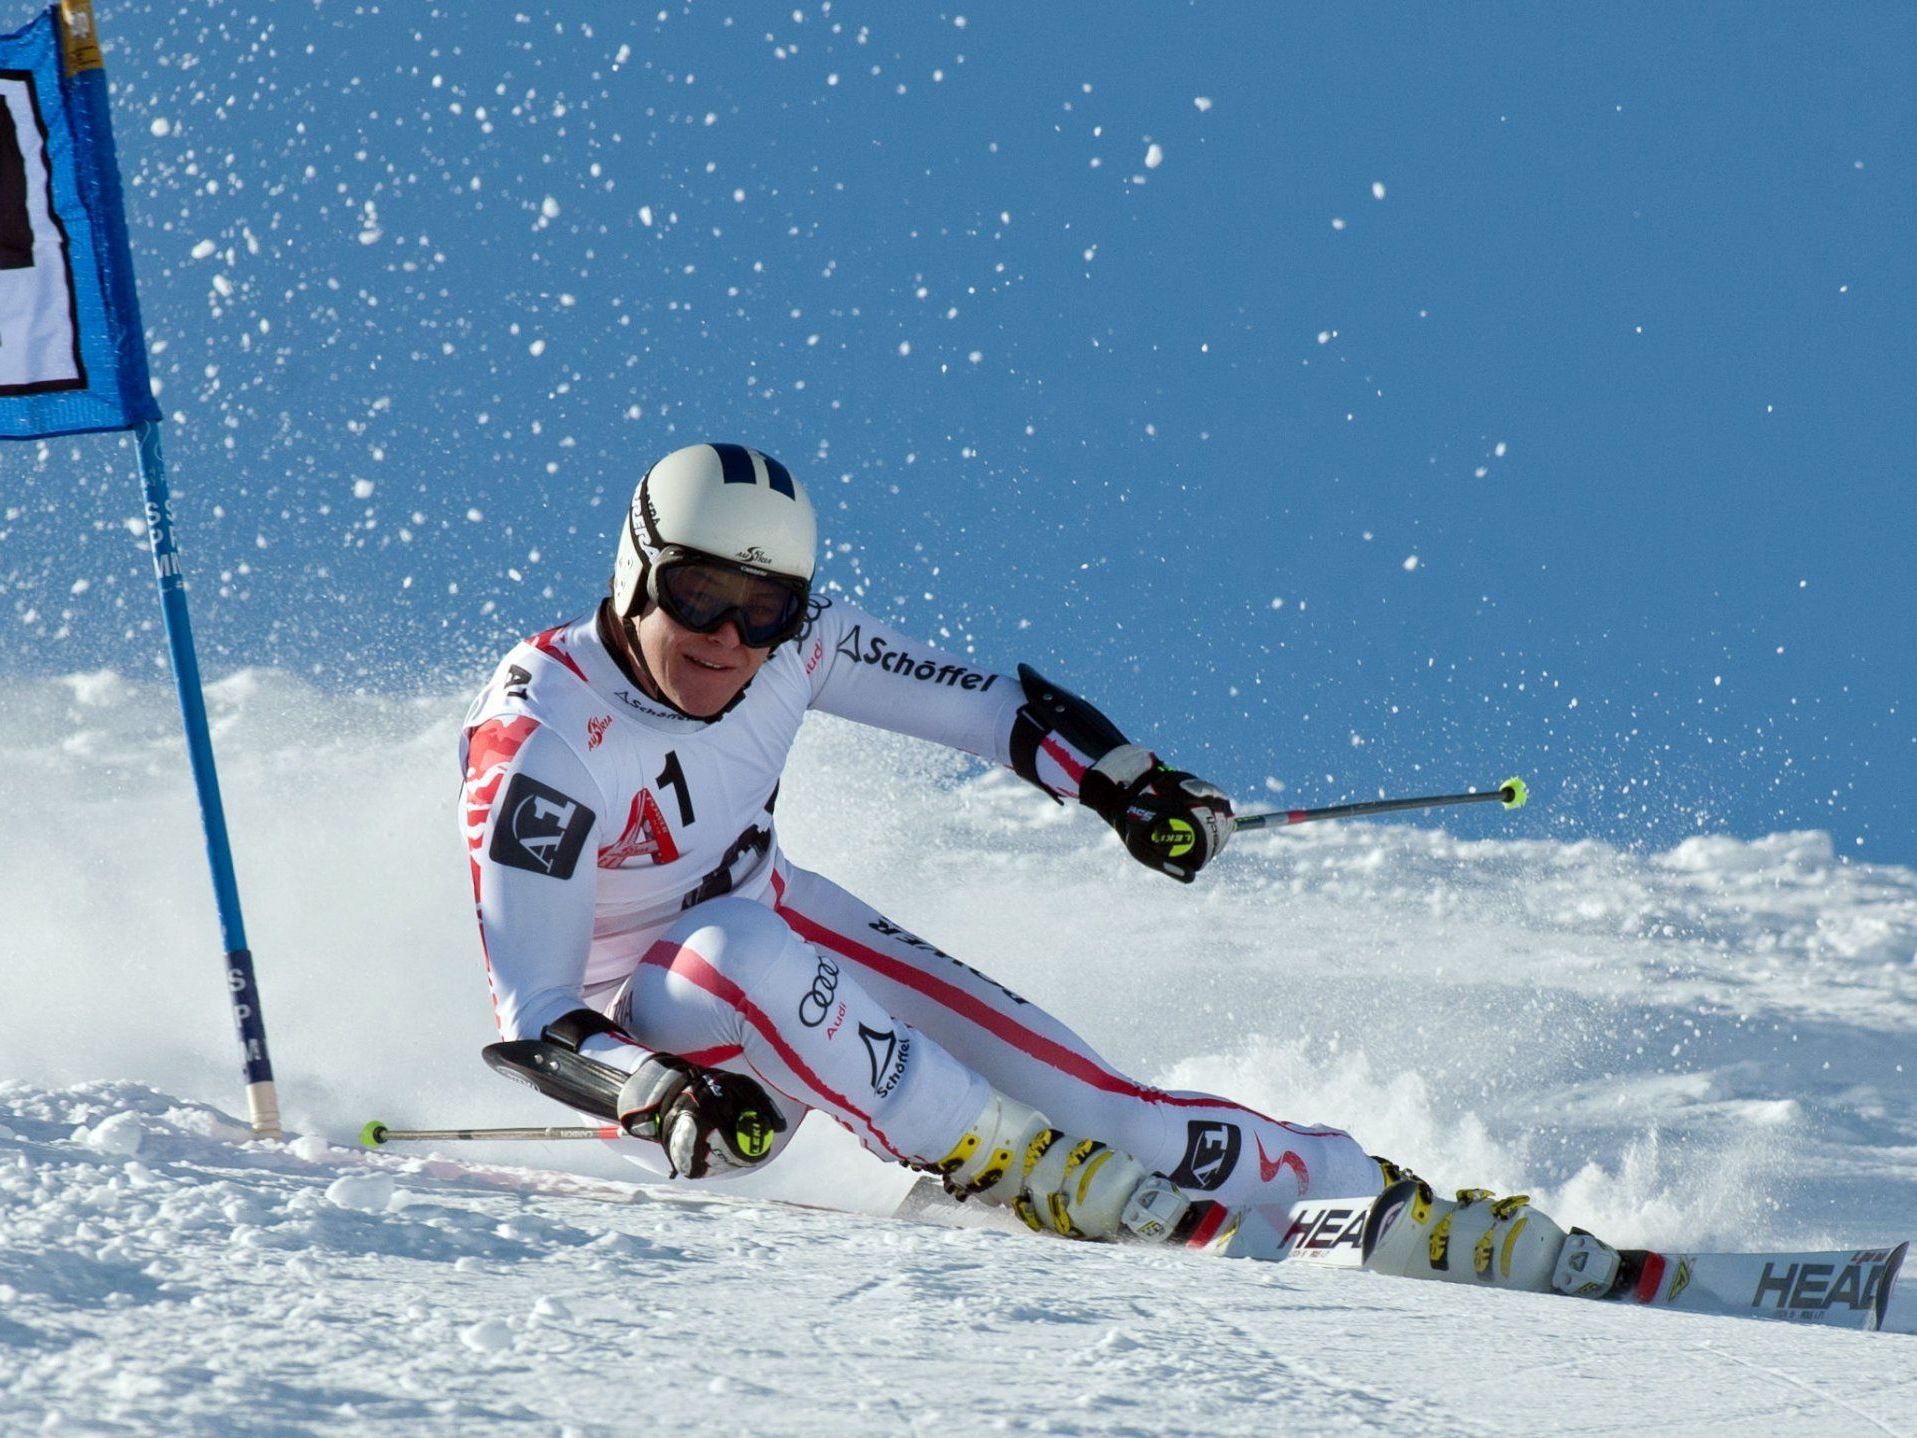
[460,443,1620,1287]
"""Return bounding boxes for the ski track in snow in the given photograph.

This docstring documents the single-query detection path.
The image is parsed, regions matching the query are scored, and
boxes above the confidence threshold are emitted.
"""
[6,669,1917,1434]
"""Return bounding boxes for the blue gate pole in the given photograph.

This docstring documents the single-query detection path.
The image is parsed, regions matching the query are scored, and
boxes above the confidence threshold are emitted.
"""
[134,419,281,1139]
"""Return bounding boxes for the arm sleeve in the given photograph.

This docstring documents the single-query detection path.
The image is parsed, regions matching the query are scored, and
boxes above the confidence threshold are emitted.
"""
[804,598,1024,766]
[460,717,614,1046]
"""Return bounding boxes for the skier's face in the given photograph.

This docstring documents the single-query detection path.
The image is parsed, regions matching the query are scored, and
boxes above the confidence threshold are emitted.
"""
[632,603,772,716]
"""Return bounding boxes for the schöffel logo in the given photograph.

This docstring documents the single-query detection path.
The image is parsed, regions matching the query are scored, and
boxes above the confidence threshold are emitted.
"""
[833,624,999,691]
[859,1023,910,1097]
[612,687,679,721]
[798,955,841,1027]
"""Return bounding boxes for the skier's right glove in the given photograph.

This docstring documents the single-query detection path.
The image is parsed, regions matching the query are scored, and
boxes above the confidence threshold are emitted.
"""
[1079,743,1235,884]
[616,1054,787,1179]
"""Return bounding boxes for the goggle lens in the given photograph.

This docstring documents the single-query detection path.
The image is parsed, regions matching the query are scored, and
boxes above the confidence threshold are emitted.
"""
[655,560,805,647]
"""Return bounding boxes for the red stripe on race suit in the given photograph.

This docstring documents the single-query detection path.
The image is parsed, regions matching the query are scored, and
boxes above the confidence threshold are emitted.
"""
[475,922,505,1038]
[639,939,907,1161]
[1040,735,1089,786]
[679,1044,746,1068]
[465,715,540,784]
[1634,1251,1668,1304]
[771,887,1348,1142]
[529,624,591,685]
[1185,1202,1230,1249]
[463,769,508,819]
[463,716,541,870]
[462,716,543,1034]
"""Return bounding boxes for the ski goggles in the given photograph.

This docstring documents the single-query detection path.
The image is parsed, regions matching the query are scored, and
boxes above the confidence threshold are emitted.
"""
[648,549,810,648]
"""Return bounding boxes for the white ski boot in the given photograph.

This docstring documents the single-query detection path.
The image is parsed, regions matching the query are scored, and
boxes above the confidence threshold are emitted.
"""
[1363,1179,1623,1298]
[933,1090,1194,1242]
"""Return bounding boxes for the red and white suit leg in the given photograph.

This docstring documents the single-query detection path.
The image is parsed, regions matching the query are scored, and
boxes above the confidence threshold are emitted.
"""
[771,865,1383,1210]
[610,896,989,1168]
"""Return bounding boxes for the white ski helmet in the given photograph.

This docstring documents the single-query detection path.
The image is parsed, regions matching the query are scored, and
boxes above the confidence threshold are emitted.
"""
[611,442,817,619]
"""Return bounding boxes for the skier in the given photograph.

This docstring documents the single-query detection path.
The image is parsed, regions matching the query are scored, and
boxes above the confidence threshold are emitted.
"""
[459,442,1620,1288]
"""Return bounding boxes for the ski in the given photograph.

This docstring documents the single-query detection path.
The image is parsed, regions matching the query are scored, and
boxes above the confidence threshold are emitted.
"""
[1619,1242,1912,1333]
[1254,1193,1916,1334]
[403,1050,1917,1338]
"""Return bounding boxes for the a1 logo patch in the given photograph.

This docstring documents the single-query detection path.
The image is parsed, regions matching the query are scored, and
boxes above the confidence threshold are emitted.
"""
[489,772,596,879]
[1168,1119,1242,1191]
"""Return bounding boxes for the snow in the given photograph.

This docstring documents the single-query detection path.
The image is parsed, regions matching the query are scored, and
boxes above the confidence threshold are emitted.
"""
[5,671,1917,1432]
[79,1112,144,1158]
[325,1171,398,1213]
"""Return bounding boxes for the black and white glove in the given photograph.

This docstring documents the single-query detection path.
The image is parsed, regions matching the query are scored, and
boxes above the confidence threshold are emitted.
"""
[1078,743,1234,884]
[616,1055,788,1179]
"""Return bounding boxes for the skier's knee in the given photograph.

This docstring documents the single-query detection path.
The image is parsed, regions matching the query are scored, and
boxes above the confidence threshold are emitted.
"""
[663,896,802,987]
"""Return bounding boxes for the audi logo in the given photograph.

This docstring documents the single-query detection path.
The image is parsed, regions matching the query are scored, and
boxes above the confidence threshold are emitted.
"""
[798,955,841,1027]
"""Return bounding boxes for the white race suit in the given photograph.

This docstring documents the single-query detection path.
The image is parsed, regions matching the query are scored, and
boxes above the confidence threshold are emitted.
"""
[458,596,1380,1209]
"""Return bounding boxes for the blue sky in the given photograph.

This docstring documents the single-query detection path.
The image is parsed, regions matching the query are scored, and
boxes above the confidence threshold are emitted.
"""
[3,2,1913,861]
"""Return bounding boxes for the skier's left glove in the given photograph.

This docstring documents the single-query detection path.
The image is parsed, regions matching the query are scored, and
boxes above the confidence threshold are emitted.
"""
[1078,743,1234,884]
[616,1054,788,1179]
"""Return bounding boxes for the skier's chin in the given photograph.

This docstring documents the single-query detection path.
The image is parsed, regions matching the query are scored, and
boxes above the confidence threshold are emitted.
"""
[628,605,769,716]
[665,650,754,716]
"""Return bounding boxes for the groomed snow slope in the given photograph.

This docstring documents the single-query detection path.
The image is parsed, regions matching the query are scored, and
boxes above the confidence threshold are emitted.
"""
[5,669,1916,1435]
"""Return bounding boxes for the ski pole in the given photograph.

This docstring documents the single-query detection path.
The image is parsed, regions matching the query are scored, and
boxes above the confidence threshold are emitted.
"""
[1234,776,1529,832]
[359,1119,623,1147]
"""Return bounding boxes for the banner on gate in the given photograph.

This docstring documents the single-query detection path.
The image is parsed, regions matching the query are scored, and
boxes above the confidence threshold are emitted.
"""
[0,2,158,440]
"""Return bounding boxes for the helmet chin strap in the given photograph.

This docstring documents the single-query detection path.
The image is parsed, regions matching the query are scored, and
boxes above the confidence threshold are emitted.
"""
[627,628,682,713]
[595,599,755,723]
[598,598,690,716]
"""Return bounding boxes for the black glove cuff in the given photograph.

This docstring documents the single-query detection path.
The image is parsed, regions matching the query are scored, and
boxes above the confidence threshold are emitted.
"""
[543,1008,629,1053]
[1009,664,1131,800]
[1078,764,1142,826]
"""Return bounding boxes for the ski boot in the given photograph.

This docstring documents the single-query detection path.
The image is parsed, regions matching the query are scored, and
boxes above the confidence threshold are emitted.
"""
[933,1090,1197,1243]
[1362,1178,1624,1298]
[1372,1154,1421,1188]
